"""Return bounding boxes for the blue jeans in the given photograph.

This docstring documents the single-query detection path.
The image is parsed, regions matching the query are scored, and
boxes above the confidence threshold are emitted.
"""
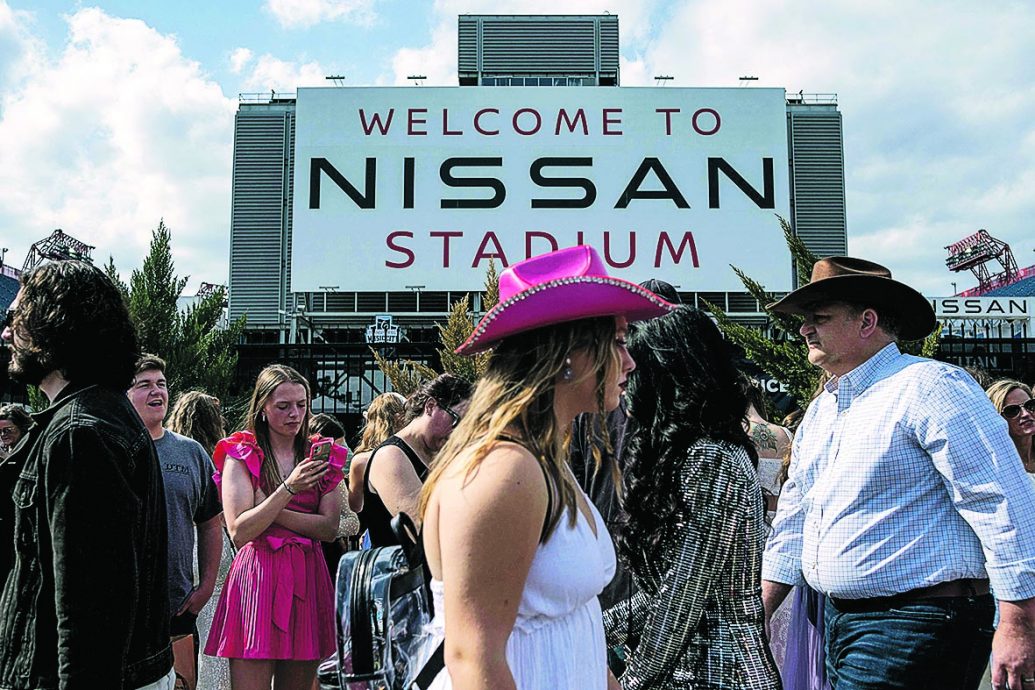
[825,594,994,690]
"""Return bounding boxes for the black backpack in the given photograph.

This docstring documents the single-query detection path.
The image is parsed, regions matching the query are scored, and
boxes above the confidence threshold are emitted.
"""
[330,513,445,690]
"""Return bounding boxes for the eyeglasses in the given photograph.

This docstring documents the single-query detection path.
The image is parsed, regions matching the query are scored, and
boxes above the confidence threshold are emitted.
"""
[441,404,462,428]
[1002,399,1035,420]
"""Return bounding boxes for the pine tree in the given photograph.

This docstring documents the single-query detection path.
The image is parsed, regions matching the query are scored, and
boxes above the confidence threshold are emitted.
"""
[109,220,246,402]
[705,215,940,410]
[370,351,437,397]
[372,259,501,393]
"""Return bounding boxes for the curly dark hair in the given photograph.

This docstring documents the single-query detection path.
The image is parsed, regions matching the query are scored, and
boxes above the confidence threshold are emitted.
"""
[402,373,474,424]
[14,261,139,390]
[616,306,756,573]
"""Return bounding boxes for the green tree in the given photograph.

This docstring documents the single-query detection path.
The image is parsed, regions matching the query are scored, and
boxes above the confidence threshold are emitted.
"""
[370,352,437,398]
[705,215,939,410]
[108,220,246,402]
[373,259,501,393]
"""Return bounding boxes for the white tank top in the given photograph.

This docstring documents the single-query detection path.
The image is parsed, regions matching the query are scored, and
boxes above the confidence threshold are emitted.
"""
[428,492,617,689]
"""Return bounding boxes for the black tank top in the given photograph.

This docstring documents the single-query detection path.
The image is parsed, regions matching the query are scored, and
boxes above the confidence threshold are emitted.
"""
[360,436,427,547]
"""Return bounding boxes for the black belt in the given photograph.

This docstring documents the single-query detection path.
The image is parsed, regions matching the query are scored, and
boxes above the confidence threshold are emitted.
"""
[829,578,990,613]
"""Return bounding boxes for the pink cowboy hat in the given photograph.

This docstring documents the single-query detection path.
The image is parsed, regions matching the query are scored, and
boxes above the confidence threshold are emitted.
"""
[457,245,677,355]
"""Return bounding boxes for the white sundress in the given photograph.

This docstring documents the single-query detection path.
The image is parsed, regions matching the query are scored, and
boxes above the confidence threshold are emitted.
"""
[428,494,617,689]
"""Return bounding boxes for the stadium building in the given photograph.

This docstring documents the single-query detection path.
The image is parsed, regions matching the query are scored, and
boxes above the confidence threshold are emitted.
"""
[232,14,1031,427]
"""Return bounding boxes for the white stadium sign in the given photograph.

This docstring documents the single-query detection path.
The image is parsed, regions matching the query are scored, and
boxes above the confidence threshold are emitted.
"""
[931,297,1034,320]
[291,87,791,292]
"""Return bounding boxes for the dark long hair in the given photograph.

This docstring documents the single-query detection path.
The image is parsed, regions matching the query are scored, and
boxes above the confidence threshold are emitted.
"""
[616,306,756,573]
[15,261,138,390]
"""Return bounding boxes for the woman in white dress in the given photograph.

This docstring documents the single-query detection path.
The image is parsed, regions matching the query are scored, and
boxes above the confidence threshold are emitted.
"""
[419,246,674,689]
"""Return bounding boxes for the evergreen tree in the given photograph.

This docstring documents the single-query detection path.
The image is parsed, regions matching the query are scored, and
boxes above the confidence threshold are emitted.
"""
[370,351,437,398]
[706,215,939,411]
[109,220,246,402]
[373,260,501,393]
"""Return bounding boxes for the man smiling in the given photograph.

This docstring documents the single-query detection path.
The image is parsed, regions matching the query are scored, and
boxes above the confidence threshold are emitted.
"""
[128,355,221,684]
[762,257,1035,690]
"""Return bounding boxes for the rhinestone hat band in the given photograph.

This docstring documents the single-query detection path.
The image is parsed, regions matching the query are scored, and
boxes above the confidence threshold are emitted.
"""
[464,276,673,349]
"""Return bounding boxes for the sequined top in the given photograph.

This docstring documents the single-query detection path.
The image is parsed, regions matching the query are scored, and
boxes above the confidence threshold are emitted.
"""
[604,438,781,690]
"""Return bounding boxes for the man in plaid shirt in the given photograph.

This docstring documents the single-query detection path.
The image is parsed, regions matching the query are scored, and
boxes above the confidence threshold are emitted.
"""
[762,257,1035,690]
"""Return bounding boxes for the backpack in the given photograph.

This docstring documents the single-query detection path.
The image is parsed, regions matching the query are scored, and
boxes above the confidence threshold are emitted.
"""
[333,513,445,690]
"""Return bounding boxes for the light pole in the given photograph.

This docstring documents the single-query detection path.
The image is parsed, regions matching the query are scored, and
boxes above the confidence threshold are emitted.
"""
[405,284,425,311]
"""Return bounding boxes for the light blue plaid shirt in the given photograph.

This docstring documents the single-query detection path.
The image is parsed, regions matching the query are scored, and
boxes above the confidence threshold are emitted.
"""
[763,343,1035,601]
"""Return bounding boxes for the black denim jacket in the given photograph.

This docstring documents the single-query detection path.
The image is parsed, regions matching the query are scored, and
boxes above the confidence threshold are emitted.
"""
[0,383,172,689]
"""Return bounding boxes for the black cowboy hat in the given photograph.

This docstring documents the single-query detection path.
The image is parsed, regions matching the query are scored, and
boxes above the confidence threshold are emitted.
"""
[767,256,937,341]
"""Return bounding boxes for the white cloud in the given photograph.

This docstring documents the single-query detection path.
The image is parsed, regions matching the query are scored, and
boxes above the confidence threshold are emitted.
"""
[0,5,236,289]
[229,47,253,74]
[239,54,329,93]
[0,1,45,88]
[634,0,1035,292]
[389,20,457,86]
[265,0,379,29]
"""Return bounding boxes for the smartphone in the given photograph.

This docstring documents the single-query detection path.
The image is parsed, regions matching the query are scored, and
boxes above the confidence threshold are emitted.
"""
[309,439,333,463]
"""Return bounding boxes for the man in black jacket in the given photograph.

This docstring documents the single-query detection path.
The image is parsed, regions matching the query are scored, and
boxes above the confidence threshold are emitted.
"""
[0,260,173,689]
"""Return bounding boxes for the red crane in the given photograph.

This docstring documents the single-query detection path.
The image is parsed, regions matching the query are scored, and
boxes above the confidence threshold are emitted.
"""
[945,229,1018,295]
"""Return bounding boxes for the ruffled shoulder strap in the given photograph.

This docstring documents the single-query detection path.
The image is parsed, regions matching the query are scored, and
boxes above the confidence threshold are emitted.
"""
[314,435,350,496]
[212,430,264,491]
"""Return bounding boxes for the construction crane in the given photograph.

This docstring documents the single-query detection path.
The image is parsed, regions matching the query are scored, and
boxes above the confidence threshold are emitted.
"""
[945,229,1019,295]
[196,282,228,306]
[22,229,95,271]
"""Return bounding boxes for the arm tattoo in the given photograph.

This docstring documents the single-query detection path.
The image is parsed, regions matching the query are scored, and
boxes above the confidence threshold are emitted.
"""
[750,423,779,452]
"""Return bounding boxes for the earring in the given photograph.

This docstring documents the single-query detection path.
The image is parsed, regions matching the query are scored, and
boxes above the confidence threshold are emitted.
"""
[260,412,267,423]
[561,357,574,382]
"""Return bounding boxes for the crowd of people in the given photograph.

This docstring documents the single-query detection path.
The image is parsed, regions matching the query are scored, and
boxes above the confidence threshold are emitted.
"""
[1,248,1034,690]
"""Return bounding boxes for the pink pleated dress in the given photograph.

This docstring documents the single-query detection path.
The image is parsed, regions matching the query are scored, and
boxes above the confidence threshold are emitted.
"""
[204,431,345,660]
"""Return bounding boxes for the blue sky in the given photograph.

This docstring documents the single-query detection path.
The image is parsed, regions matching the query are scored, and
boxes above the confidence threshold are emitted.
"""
[1,0,1033,296]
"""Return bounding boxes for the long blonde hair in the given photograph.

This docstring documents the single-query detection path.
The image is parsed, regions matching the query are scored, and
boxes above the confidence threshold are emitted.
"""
[420,317,618,541]
[355,392,406,453]
[167,391,225,456]
[244,364,313,493]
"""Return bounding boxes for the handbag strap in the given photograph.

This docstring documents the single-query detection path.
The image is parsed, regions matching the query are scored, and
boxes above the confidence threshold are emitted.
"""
[410,641,445,690]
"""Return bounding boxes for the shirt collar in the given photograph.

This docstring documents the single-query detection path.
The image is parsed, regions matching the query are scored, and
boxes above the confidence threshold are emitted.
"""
[825,342,902,408]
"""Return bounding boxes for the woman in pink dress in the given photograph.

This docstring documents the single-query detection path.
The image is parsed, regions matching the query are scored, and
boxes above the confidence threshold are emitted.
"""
[204,364,346,689]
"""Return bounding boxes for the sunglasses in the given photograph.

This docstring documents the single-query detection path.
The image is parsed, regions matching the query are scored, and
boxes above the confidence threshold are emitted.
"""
[441,403,462,428]
[0,427,17,438]
[3,308,15,330]
[1002,399,1035,420]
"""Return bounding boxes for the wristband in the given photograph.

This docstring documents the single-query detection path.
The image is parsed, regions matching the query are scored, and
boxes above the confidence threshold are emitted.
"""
[282,481,298,495]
